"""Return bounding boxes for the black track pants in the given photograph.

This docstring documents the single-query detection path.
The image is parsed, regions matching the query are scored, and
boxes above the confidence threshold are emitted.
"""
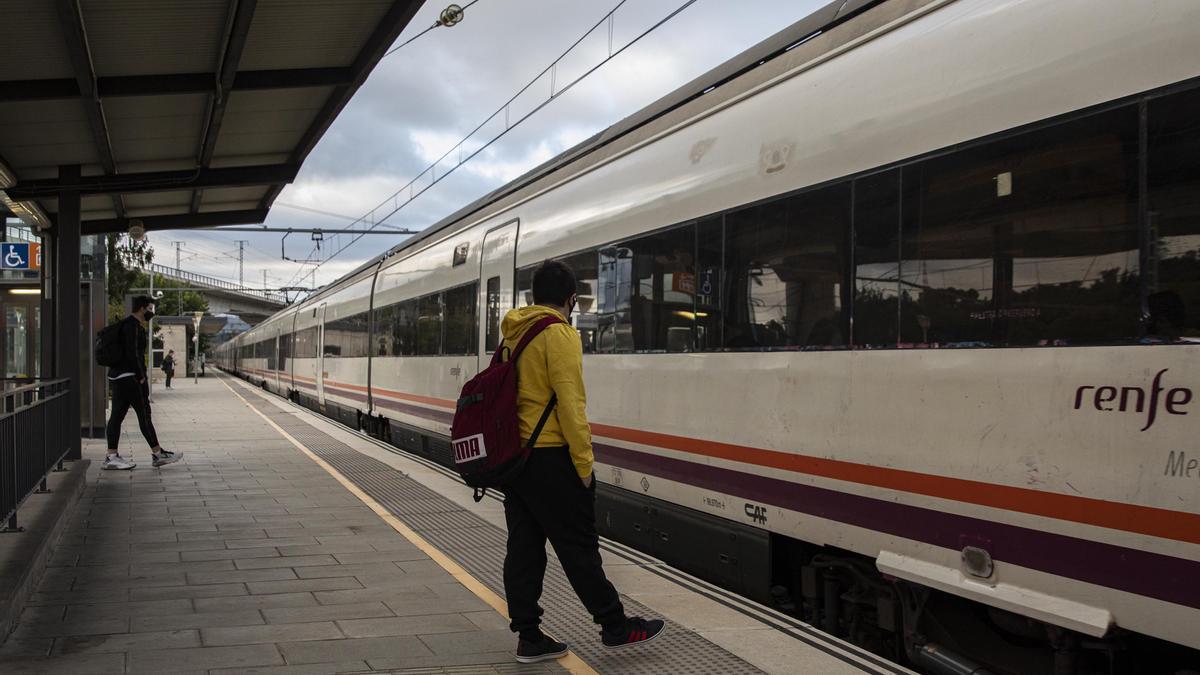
[106,377,159,451]
[502,447,625,640]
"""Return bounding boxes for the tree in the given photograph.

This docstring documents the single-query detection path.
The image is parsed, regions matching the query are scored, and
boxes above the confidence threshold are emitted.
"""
[146,275,209,317]
[106,233,153,323]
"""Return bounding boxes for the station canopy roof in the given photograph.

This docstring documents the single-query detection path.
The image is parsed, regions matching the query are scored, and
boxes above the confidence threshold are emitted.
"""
[0,0,424,236]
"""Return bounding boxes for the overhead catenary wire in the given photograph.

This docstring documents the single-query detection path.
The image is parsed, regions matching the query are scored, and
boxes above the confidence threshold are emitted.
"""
[271,202,415,231]
[302,0,701,279]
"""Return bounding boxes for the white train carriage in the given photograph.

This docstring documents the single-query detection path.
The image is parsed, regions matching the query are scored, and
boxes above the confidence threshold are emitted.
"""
[216,0,1200,671]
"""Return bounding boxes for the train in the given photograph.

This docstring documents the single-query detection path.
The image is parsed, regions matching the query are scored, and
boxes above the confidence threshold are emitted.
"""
[214,0,1200,672]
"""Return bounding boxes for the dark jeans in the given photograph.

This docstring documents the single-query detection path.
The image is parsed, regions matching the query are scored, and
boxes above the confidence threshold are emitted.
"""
[106,377,159,451]
[164,369,173,387]
[502,447,625,640]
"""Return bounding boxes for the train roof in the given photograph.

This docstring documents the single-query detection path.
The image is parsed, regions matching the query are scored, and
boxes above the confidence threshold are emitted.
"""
[294,0,890,308]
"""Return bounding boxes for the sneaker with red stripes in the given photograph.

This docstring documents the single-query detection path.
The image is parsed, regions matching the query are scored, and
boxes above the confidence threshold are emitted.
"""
[601,616,665,649]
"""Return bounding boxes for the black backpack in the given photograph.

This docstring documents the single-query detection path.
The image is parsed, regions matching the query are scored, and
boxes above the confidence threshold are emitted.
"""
[94,322,125,368]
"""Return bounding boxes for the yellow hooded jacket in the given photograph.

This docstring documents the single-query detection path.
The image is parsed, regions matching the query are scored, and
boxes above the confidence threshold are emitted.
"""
[499,305,593,478]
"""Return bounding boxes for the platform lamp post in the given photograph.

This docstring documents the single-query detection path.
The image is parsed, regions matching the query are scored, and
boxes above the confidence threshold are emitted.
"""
[192,311,203,384]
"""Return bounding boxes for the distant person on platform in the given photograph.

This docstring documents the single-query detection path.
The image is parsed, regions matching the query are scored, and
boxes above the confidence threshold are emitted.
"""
[200,352,206,376]
[499,260,664,664]
[162,350,176,389]
[103,296,182,471]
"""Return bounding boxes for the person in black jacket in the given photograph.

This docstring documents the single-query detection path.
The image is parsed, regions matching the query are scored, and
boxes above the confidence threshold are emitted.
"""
[162,350,175,389]
[103,296,182,470]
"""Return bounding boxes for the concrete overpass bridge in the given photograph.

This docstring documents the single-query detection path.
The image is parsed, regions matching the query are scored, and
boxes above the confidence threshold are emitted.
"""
[146,262,288,325]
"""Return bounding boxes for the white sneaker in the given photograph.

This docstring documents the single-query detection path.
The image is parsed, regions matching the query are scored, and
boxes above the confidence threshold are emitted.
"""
[152,450,182,468]
[102,455,136,470]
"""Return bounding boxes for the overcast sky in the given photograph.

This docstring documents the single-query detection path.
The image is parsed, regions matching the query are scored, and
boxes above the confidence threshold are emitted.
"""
[155,0,826,294]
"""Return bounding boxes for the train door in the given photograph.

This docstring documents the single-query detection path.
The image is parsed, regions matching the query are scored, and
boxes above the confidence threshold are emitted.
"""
[478,219,519,369]
[316,302,327,404]
[287,313,297,393]
[271,334,279,390]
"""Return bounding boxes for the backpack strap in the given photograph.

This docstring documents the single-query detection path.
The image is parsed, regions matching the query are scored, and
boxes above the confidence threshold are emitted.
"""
[526,393,557,448]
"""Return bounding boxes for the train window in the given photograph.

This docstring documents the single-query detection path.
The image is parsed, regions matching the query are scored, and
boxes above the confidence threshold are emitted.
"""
[724,184,850,350]
[695,216,723,351]
[899,106,1140,347]
[324,312,369,358]
[443,282,478,356]
[1147,87,1200,341]
[598,225,695,353]
[516,267,534,308]
[562,251,598,353]
[294,326,318,359]
[279,332,291,372]
[372,304,395,356]
[417,294,443,355]
[485,276,501,353]
[853,170,902,348]
[395,299,418,356]
[517,257,597,352]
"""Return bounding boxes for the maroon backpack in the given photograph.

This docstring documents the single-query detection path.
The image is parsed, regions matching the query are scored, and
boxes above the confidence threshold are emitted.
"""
[451,315,563,500]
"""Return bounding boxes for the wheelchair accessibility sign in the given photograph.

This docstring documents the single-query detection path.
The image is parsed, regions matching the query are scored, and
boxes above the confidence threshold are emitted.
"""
[1,243,41,270]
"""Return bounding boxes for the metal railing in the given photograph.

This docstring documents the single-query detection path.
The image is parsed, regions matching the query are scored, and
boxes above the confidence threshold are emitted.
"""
[0,379,70,532]
[146,263,289,305]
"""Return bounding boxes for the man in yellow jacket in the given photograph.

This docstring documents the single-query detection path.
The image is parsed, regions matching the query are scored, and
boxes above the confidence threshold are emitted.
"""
[501,261,665,663]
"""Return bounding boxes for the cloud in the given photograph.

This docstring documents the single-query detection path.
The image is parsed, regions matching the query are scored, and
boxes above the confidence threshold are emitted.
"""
[152,0,829,293]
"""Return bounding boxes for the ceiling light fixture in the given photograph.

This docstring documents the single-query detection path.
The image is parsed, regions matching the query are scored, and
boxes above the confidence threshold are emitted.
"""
[0,158,52,231]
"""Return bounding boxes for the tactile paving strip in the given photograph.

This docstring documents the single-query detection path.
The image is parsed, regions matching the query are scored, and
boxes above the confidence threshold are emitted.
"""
[349,665,565,674]
[245,394,764,674]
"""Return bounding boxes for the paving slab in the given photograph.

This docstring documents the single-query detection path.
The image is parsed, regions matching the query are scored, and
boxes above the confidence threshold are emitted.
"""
[201,621,343,646]
[262,601,396,625]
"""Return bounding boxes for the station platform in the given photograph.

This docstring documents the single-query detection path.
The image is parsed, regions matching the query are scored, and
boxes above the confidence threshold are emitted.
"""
[0,375,910,675]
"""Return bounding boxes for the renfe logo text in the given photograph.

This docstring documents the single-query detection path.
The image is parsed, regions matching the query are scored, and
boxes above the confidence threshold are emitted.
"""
[452,434,487,464]
[1074,368,1192,431]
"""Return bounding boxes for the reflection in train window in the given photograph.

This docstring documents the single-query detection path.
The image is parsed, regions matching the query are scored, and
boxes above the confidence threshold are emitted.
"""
[485,276,502,353]
[518,257,598,353]
[1147,87,1200,341]
[324,312,369,358]
[279,330,291,373]
[853,170,901,348]
[561,251,598,353]
[724,184,850,350]
[599,225,696,353]
[900,106,1140,347]
[379,299,418,356]
[372,304,395,356]
[417,294,443,356]
[695,216,723,351]
[291,326,318,359]
[516,267,534,308]
[443,282,479,355]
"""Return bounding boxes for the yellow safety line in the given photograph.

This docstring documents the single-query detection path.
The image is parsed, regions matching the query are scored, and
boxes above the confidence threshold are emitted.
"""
[219,376,597,675]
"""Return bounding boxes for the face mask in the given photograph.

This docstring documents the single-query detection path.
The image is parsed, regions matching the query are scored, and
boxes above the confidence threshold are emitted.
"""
[143,306,156,321]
